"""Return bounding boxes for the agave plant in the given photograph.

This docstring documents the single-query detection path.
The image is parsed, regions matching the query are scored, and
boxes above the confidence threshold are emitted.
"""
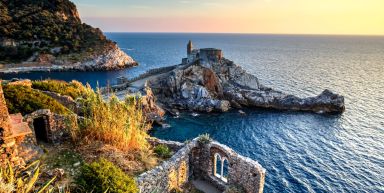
[0,160,55,193]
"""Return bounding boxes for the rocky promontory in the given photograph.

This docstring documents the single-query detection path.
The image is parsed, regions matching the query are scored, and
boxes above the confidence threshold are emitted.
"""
[0,45,137,73]
[121,41,345,114]
[0,0,137,73]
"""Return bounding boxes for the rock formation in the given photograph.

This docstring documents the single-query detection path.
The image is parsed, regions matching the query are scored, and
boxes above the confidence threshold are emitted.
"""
[0,0,137,73]
[0,45,137,73]
[147,59,345,114]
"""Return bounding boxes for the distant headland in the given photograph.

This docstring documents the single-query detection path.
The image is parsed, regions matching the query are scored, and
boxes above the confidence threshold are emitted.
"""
[0,0,137,74]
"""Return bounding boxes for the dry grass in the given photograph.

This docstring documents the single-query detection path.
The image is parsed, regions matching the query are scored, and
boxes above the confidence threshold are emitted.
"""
[76,141,157,176]
[0,160,55,193]
[76,86,151,151]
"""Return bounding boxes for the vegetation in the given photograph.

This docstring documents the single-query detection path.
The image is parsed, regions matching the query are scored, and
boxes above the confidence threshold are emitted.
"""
[32,80,87,99]
[154,144,173,159]
[0,0,114,62]
[197,133,212,144]
[3,84,71,115]
[0,160,55,193]
[76,158,138,193]
[2,79,160,191]
[77,87,150,151]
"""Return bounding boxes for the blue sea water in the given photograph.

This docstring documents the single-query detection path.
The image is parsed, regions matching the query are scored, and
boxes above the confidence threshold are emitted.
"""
[2,33,384,193]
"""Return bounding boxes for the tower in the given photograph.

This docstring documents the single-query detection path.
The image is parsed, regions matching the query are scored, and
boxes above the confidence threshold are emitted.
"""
[187,40,193,55]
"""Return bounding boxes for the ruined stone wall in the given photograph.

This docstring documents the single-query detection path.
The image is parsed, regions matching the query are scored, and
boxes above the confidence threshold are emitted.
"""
[199,48,223,68]
[0,81,20,166]
[196,142,266,193]
[137,139,266,193]
[136,141,193,193]
[24,109,74,144]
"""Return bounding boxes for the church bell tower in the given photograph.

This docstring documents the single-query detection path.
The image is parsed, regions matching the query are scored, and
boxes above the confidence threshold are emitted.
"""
[187,40,193,55]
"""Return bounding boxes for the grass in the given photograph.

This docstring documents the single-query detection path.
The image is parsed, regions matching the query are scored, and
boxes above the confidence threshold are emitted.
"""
[3,84,71,115]
[76,158,138,193]
[2,79,162,191]
[0,160,55,193]
[32,80,88,99]
[78,87,151,151]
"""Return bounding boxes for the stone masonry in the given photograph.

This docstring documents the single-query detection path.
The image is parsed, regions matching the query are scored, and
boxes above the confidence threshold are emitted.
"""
[137,138,266,193]
[0,81,29,166]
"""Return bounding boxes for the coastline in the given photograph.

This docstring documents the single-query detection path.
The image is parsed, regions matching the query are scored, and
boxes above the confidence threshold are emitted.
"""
[0,46,137,74]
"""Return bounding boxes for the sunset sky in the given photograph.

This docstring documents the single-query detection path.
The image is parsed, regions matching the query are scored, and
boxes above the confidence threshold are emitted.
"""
[72,0,384,35]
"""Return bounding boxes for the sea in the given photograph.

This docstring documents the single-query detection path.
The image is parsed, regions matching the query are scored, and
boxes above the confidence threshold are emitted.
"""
[1,33,384,193]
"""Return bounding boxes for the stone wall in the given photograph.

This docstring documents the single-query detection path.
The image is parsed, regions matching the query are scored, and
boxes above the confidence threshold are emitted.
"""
[0,81,21,166]
[137,138,266,193]
[194,141,266,193]
[136,141,193,193]
[24,109,74,144]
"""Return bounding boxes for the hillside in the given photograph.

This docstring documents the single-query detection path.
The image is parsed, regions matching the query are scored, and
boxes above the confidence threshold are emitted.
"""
[0,0,137,73]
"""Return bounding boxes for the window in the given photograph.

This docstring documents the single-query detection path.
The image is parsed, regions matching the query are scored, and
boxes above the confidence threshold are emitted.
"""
[213,153,229,182]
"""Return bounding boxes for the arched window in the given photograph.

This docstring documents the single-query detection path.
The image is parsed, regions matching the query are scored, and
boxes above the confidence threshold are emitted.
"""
[222,158,229,182]
[214,153,222,178]
[213,153,229,182]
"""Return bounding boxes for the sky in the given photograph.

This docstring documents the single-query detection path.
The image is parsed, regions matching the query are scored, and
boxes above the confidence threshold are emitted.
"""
[71,0,384,35]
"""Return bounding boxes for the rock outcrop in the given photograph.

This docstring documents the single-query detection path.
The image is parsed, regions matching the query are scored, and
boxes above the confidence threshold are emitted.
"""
[147,59,345,114]
[0,45,137,73]
[0,0,137,73]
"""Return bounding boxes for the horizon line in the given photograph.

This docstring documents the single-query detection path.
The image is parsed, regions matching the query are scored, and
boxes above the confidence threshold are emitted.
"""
[103,32,384,37]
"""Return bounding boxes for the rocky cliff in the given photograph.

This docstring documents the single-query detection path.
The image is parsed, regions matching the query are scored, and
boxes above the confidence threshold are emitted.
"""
[0,0,137,73]
[147,59,345,114]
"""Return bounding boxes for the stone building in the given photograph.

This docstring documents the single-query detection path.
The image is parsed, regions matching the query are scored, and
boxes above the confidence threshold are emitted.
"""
[183,41,223,68]
[137,138,266,193]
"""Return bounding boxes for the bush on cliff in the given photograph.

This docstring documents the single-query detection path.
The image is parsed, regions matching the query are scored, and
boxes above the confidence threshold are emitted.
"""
[32,79,87,99]
[3,84,70,115]
[76,158,138,193]
[76,87,150,151]
[154,144,173,159]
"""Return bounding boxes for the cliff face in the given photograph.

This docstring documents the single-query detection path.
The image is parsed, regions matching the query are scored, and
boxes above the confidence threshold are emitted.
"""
[0,0,137,73]
[148,59,345,114]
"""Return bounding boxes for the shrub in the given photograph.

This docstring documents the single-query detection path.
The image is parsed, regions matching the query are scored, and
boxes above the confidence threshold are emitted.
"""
[79,87,150,151]
[154,144,173,159]
[32,80,87,99]
[197,133,212,144]
[3,84,71,115]
[0,160,55,193]
[76,158,138,193]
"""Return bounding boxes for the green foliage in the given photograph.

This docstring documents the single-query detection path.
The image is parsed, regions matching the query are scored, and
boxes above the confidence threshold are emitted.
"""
[76,158,138,193]
[3,84,71,115]
[197,133,212,144]
[0,0,114,62]
[0,160,55,193]
[154,144,173,159]
[32,79,87,99]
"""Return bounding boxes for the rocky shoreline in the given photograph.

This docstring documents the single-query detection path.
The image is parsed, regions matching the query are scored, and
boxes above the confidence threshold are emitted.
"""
[112,42,345,115]
[0,46,137,74]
